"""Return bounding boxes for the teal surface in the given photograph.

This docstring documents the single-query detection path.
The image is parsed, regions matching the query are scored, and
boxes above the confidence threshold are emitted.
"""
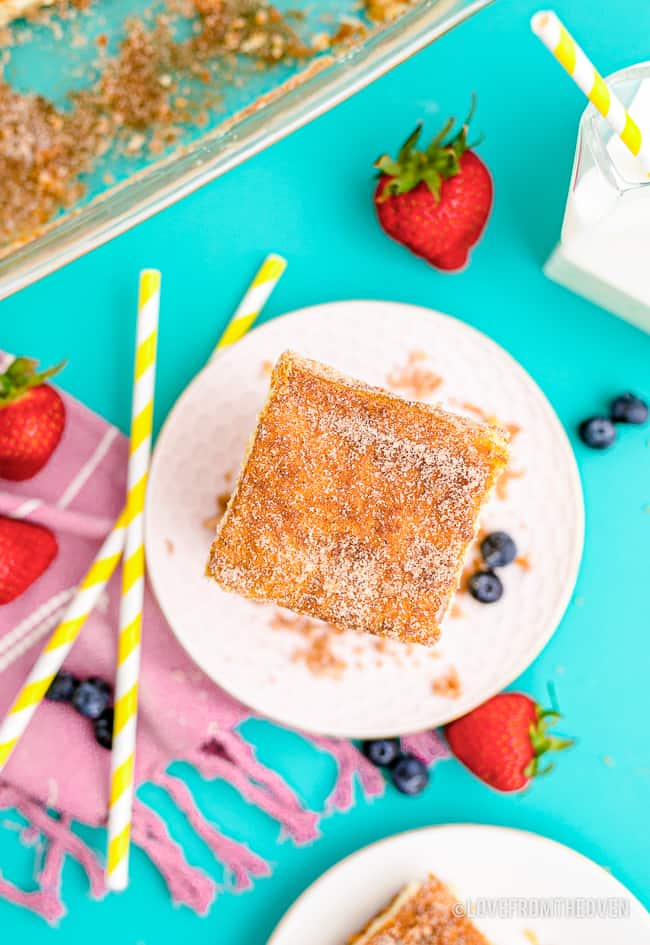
[2,0,649,940]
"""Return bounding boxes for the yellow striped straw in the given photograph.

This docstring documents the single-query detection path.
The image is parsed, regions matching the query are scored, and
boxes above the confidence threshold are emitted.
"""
[532,10,650,174]
[214,253,287,353]
[0,253,285,882]
[0,512,127,773]
[106,269,161,891]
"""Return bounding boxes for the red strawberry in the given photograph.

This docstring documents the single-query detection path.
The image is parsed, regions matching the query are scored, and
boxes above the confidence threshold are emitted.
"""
[0,516,58,605]
[445,692,573,792]
[0,357,66,481]
[374,98,493,271]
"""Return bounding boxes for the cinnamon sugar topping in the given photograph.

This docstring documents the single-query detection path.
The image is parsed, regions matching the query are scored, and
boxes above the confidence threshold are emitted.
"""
[208,352,509,645]
[348,875,491,945]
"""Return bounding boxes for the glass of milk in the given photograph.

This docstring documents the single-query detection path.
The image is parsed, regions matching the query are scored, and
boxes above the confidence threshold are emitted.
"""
[545,62,650,333]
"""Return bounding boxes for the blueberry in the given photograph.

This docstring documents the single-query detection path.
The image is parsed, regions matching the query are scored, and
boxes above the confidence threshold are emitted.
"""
[390,754,429,795]
[480,531,517,569]
[72,677,111,720]
[468,570,503,604]
[578,416,616,449]
[610,393,649,425]
[45,671,78,703]
[363,738,401,767]
[94,708,114,750]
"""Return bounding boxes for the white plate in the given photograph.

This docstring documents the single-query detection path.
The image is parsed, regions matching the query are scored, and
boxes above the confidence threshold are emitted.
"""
[145,301,583,737]
[267,825,650,945]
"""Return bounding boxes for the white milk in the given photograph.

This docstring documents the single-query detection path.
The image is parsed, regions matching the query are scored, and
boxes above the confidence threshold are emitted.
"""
[545,64,650,333]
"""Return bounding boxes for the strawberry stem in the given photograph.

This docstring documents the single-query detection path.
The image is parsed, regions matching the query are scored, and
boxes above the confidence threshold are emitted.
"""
[0,357,66,407]
[525,701,574,782]
[374,96,483,203]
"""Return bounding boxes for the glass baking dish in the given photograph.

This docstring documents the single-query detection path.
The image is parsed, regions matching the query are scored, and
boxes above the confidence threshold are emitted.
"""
[0,0,492,300]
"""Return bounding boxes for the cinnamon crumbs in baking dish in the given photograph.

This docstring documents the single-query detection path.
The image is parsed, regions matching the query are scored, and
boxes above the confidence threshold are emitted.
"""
[0,0,419,251]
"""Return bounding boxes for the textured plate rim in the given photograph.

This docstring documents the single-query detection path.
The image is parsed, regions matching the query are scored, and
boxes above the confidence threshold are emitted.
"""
[266,823,650,945]
[145,300,585,737]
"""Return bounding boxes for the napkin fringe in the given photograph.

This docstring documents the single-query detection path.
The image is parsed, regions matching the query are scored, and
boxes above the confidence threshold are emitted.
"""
[0,726,453,924]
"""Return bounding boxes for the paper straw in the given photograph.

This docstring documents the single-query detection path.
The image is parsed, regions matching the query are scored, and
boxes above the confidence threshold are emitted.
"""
[106,270,160,891]
[0,252,285,875]
[532,10,650,173]
[0,512,127,773]
[213,253,287,354]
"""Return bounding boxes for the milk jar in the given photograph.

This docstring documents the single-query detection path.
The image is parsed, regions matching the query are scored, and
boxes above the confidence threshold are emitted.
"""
[545,63,650,333]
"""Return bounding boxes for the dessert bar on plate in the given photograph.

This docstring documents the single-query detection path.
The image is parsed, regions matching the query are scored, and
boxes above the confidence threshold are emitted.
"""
[349,874,490,944]
[208,351,509,645]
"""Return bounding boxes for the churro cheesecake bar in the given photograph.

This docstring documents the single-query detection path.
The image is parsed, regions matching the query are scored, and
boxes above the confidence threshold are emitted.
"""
[349,875,490,945]
[207,352,509,645]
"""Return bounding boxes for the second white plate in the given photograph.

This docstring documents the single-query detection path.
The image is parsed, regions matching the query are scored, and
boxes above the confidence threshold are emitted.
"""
[145,301,583,737]
[268,825,650,945]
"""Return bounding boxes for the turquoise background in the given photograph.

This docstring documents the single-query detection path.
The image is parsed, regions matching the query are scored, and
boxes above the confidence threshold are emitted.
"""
[1,0,649,940]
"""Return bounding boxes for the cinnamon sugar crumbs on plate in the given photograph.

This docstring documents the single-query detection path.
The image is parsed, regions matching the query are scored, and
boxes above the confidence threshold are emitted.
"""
[202,491,231,530]
[386,350,443,400]
[165,538,175,554]
[458,400,522,441]
[431,666,461,698]
[515,553,531,571]
[271,609,347,678]
[495,466,525,500]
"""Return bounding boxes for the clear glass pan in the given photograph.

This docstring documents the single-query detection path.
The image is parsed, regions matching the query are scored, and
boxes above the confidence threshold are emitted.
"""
[0,0,492,300]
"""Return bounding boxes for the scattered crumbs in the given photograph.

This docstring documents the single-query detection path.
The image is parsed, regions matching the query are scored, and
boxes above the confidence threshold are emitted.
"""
[260,359,274,378]
[495,466,525,501]
[203,491,231,530]
[428,648,441,660]
[364,0,411,22]
[515,554,531,571]
[459,400,521,441]
[449,601,464,619]
[386,350,443,400]
[602,755,616,768]
[271,609,347,678]
[431,666,461,699]
[292,630,348,678]
[522,930,539,945]
[2,0,367,251]
[102,171,116,185]
[165,537,175,555]
[223,469,233,484]
[458,527,487,594]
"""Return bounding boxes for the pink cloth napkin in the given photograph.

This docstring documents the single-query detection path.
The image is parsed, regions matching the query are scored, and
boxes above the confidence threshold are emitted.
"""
[0,357,449,923]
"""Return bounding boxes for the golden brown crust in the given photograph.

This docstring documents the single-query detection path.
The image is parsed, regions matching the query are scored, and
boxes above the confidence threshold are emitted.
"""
[348,875,491,945]
[208,352,509,645]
